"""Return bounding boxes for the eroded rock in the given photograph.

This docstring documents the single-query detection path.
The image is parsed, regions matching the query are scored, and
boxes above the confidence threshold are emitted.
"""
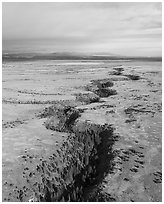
[75,92,100,104]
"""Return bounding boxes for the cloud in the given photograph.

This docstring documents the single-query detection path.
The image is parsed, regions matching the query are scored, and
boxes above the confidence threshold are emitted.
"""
[2,2,162,57]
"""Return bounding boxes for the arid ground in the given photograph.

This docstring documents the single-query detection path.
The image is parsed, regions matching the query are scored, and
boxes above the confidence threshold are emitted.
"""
[2,60,162,202]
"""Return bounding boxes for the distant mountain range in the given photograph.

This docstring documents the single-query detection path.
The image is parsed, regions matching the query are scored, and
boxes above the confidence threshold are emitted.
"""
[2,52,162,62]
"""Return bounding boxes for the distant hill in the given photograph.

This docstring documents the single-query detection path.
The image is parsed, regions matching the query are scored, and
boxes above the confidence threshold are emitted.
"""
[2,52,162,62]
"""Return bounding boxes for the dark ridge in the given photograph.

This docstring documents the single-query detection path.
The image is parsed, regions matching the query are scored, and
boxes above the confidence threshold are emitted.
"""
[43,105,83,133]
[37,101,77,118]
[94,88,117,98]
[108,67,141,81]
[36,102,119,201]
[75,92,100,104]
[35,118,117,202]
[91,79,114,88]
[124,74,140,80]
[109,71,122,76]
[109,67,124,76]
[113,67,124,72]
[85,79,117,98]
[2,53,162,62]
[57,123,118,202]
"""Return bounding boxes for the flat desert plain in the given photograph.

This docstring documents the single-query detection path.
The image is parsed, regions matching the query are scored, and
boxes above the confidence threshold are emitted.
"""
[2,60,162,202]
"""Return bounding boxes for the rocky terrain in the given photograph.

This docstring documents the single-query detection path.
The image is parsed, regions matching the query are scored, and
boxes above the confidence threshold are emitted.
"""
[2,60,162,202]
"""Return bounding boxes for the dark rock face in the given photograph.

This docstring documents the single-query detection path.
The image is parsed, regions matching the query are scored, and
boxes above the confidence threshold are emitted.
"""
[44,105,82,132]
[108,67,140,81]
[94,88,117,98]
[109,67,124,75]
[36,121,116,202]
[85,79,117,98]
[75,92,100,104]
[30,113,116,201]
[52,122,116,202]
[113,67,124,72]
[38,104,117,201]
[91,79,114,89]
[124,74,140,80]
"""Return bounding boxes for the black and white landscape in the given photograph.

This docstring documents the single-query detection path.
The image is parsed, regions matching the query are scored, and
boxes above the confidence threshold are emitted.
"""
[2,2,162,202]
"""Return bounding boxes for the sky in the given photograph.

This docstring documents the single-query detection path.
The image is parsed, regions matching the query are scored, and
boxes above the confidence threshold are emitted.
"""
[2,2,162,57]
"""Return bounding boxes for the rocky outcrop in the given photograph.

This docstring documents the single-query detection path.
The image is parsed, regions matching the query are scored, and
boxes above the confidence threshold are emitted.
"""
[75,92,100,104]
[108,67,124,75]
[85,79,117,98]
[124,74,140,80]
[2,105,116,202]
[31,104,116,201]
[43,105,82,133]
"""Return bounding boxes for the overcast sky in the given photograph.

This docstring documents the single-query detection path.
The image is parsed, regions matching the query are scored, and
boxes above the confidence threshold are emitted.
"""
[2,2,162,57]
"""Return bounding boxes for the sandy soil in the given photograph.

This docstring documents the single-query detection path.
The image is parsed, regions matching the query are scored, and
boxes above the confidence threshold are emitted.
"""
[2,60,162,201]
